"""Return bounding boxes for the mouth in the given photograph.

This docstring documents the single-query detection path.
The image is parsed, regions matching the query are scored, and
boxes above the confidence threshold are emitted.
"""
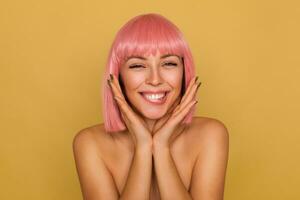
[139,91,170,105]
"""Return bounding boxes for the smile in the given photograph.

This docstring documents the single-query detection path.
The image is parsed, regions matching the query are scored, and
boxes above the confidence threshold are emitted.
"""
[139,92,169,105]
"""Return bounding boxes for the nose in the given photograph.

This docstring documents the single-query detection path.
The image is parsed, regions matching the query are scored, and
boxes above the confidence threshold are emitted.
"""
[145,67,163,86]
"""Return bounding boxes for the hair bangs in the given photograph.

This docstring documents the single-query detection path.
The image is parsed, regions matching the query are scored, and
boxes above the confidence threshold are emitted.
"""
[113,15,186,65]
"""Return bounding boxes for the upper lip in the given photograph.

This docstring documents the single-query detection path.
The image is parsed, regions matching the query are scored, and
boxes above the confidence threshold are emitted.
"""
[139,90,169,94]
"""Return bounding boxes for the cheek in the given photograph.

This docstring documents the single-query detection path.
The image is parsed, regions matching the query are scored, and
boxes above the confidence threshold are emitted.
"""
[162,70,183,90]
[121,72,144,92]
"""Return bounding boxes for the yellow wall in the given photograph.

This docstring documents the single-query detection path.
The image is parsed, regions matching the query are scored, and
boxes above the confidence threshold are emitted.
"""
[1,0,299,199]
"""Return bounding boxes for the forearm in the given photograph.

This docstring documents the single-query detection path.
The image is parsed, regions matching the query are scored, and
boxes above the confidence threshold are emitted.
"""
[119,145,152,200]
[153,146,192,200]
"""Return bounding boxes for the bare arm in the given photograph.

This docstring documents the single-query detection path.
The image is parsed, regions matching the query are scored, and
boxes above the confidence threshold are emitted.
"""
[189,119,229,200]
[73,129,153,200]
[119,144,153,200]
[153,145,192,200]
[73,130,119,200]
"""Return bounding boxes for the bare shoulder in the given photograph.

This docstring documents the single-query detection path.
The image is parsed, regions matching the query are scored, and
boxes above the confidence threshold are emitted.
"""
[188,117,229,199]
[73,123,111,148]
[190,116,229,137]
[186,116,229,152]
[72,123,120,160]
[72,124,120,199]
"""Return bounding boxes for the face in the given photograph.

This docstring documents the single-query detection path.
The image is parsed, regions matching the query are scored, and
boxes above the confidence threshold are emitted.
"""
[119,51,184,120]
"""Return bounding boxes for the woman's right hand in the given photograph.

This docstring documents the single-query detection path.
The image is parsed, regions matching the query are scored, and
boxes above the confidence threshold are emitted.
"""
[107,74,152,149]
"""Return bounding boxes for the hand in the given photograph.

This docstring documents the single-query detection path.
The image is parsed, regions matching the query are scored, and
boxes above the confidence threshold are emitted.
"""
[107,74,152,149]
[152,76,201,149]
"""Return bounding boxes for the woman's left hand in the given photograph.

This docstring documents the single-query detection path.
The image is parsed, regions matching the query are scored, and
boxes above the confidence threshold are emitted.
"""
[152,76,202,149]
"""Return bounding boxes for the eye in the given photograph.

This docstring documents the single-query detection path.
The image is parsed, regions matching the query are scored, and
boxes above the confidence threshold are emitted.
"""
[129,64,145,69]
[163,62,178,67]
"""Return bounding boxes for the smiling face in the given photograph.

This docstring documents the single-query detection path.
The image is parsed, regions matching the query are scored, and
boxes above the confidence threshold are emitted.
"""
[119,51,184,120]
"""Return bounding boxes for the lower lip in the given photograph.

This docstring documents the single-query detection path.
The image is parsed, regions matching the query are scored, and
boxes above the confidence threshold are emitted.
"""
[140,92,169,105]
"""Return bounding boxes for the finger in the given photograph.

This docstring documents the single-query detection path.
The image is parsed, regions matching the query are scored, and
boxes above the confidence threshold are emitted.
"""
[113,96,139,124]
[169,124,186,143]
[110,79,147,128]
[110,74,122,94]
[180,76,198,103]
[172,105,181,114]
[108,76,125,101]
[192,82,201,99]
[107,77,129,122]
[167,96,181,115]
[114,96,143,142]
[113,96,133,120]
[118,108,139,143]
[191,81,201,100]
[118,104,130,124]
[173,100,198,123]
[179,81,201,110]
[114,96,139,131]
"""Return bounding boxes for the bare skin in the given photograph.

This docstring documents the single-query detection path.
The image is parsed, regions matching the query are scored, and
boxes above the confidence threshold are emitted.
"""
[73,117,229,200]
[73,52,229,199]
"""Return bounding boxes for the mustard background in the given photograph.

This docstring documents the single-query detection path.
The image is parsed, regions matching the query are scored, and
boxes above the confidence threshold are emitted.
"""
[1,0,299,199]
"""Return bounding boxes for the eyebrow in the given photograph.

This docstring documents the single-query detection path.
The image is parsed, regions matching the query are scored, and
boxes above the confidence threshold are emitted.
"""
[126,54,181,61]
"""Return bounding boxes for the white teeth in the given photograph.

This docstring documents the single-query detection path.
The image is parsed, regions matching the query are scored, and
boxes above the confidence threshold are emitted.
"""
[143,93,165,100]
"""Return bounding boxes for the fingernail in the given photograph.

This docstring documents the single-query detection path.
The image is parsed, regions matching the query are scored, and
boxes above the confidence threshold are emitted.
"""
[195,76,199,83]
[197,82,202,89]
[195,100,198,104]
[110,74,113,81]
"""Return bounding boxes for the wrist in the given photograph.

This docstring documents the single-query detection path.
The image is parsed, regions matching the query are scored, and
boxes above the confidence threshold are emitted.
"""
[152,141,170,155]
[135,142,153,153]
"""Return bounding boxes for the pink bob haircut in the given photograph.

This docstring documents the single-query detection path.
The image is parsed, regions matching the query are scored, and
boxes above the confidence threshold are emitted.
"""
[101,13,196,133]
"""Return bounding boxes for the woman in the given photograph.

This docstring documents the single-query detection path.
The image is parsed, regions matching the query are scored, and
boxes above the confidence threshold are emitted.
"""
[73,13,229,200]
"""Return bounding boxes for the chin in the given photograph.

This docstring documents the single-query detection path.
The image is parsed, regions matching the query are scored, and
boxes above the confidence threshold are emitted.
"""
[139,105,170,120]
[143,112,166,120]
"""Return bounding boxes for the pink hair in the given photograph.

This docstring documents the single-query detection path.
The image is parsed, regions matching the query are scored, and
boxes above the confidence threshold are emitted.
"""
[101,13,196,133]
